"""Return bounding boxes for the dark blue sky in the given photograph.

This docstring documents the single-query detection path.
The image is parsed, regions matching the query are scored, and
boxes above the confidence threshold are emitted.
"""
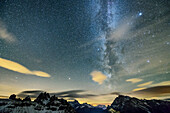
[0,0,170,104]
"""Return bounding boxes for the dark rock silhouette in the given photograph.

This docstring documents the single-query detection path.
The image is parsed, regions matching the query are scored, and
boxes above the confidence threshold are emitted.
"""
[34,92,50,104]
[1,92,76,113]
[9,94,16,100]
[108,95,170,113]
[23,96,31,101]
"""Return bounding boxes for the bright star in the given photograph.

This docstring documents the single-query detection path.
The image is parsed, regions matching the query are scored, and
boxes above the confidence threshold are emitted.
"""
[139,12,142,16]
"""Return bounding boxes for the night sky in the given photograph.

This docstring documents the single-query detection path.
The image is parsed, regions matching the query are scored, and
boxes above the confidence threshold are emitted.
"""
[0,0,170,105]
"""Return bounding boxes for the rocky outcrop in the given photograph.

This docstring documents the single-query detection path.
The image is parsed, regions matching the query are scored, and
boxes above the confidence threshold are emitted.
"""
[108,95,170,113]
[23,96,31,101]
[34,92,50,105]
[9,94,16,100]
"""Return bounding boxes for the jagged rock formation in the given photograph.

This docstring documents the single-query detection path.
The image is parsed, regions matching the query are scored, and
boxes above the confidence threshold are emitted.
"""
[23,96,31,101]
[9,94,16,100]
[0,92,76,113]
[108,95,170,113]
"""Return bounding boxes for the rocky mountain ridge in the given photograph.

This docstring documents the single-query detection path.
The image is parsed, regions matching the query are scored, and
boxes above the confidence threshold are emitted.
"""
[108,95,170,113]
[1,93,170,113]
[0,92,76,113]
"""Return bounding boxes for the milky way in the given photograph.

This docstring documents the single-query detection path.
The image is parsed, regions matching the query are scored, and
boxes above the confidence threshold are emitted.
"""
[0,0,170,104]
[89,0,170,92]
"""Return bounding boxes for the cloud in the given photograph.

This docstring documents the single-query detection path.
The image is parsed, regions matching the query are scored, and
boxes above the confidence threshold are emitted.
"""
[109,92,121,95]
[126,78,143,83]
[51,90,97,98]
[90,71,107,84]
[0,95,8,99]
[151,81,170,87]
[137,81,153,87]
[21,90,44,94]
[31,71,51,77]
[132,87,146,92]
[0,57,51,77]
[17,90,44,98]
[17,90,97,99]
[50,90,85,95]
[55,93,96,98]
[0,20,16,43]
[132,85,170,98]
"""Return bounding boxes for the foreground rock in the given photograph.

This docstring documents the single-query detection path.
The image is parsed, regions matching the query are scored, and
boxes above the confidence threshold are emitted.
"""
[0,92,76,113]
[108,95,170,113]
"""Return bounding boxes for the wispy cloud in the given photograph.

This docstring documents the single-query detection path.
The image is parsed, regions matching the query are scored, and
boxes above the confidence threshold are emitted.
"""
[132,87,146,92]
[17,90,97,99]
[51,90,97,99]
[17,90,44,98]
[132,85,170,98]
[151,81,170,87]
[90,71,107,84]
[0,57,51,77]
[0,20,16,43]
[126,78,143,83]
[0,95,8,99]
[137,81,153,87]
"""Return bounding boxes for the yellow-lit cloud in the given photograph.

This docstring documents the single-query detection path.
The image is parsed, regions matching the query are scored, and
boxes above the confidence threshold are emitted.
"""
[90,71,107,84]
[131,85,170,99]
[151,81,170,87]
[0,57,50,77]
[126,78,143,83]
[0,20,16,43]
[137,81,153,87]
[132,87,146,92]
[32,71,51,78]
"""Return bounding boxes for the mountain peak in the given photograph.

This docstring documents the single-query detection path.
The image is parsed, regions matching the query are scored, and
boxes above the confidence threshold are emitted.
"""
[34,92,50,105]
[109,95,170,113]
[1,92,76,113]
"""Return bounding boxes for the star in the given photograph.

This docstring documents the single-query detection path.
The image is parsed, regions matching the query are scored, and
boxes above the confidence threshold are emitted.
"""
[97,48,100,52]
[138,12,142,16]
[147,60,150,63]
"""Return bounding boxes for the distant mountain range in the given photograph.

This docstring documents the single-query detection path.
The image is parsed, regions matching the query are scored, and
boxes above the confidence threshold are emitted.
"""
[69,100,107,113]
[0,92,170,113]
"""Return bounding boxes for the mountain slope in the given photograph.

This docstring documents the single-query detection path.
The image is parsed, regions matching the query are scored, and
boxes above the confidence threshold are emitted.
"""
[108,95,170,113]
